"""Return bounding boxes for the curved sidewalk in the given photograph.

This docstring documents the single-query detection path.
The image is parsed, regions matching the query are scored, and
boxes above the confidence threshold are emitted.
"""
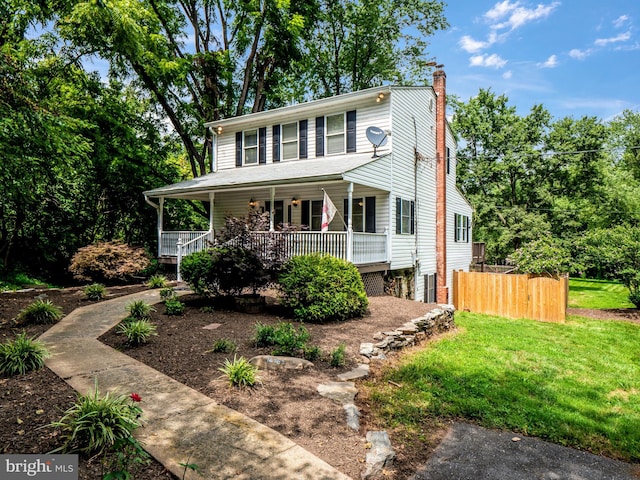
[39,290,351,480]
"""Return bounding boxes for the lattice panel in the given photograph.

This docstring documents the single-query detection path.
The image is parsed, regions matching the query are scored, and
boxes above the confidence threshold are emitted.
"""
[361,272,385,297]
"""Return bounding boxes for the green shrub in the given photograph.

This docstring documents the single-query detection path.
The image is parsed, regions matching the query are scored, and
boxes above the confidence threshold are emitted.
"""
[159,287,176,301]
[219,356,260,387]
[164,299,185,316]
[69,241,150,284]
[0,333,50,376]
[278,254,368,322]
[302,345,322,362]
[253,322,276,347]
[125,300,155,320]
[83,283,106,301]
[270,323,310,356]
[51,384,143,454]
[180,246,268,297]
[147,274,168,289]
[629,291,640,309]
[209,338,237,353]
[330,343,347,368]
[17,299,63,325]
[117,320,157,345]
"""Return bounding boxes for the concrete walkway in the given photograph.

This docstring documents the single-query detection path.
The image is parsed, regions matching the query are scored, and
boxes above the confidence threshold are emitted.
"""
[39,290,351,480]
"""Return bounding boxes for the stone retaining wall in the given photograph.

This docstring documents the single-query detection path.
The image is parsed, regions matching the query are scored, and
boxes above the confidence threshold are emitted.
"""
[360,304,456,360]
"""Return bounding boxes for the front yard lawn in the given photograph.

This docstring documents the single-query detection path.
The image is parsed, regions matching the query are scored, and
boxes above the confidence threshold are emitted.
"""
[364,312,640,462]
[568,277,634,309]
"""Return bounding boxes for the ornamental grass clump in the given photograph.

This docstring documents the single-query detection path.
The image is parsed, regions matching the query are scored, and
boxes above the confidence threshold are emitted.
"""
[125,300,155,320]
[83,283,106,301]
[209,338,237,353]
[219,356,260,388]
[17,299,63,325]
[0,333,50,376]
[147,274,168,289]
[52,385,143,455]
[117,320,157,346]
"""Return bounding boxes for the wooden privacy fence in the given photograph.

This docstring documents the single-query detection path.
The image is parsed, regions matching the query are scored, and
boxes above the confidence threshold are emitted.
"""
[453,271,567,323]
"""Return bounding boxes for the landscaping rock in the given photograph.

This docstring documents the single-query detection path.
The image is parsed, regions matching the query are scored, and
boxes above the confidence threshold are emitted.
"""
[337,364,370,381]
[363,431,395,479]
[249,355,314,371]
[344,403,360,431]
[360,343,375,356]
[317,381,357,404]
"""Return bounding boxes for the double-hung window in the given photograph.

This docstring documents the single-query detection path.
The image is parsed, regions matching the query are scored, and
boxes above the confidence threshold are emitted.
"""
[281,122,298,160]
[326,113,345,155]
[395,197,415,234]
[243,129,258,164]
[454,213,470,242]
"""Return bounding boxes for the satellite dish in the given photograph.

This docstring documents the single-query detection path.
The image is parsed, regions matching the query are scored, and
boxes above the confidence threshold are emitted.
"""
[366,126,388,158]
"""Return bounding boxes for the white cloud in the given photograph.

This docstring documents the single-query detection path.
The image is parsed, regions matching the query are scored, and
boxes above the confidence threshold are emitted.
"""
[459,35,490,53]
[569,48,591,60]
[613,15,630,28]
[484,0,561,31]
[595,31,631,46]
[469,53,508,68]
[502,70,513,79]
[539,54,558,68]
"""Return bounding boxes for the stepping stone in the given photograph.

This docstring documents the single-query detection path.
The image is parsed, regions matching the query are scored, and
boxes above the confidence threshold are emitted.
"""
[249,355,314,370]
[360,342,375,356]
[337,364,370,381]
[363,431,396,479]
[343,403,360,431]
[202,323,222,330]
[317,381,357,404]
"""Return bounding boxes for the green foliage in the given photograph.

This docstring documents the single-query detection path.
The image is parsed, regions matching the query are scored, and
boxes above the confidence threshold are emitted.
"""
[117,320,157,345]
[164,299,185,316]
[125,300,155,320]
[278,254,368,322]
[209,338,237,353]
[0,333,50,376]
[367,312,640,462]
[159,287,177,301]
[253,322,276,348]
[69,242,151,284]
[302,345,322,362]
[52,385,143,455]
[180,246,268,297]
[252,322,314,357]
[102,435,150,480]
[147,274,168,289]
[17,299,63,325]
[329,343,347,368]
[507,237,572,276]
[83,283,106,301]
[568,278,634,309]
[218,356,260,388]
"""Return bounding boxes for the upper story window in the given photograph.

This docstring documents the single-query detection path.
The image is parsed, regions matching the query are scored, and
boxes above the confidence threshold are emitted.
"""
[282,122,298,160]
[244,130,258,164]
[326,113,345,155]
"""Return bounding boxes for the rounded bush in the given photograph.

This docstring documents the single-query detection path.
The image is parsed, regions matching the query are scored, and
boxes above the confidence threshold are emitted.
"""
[17,299,63,325]
[0,333,50,376]
[69,241,150,284]
[164,299,185,316]
[180,246,268,297]
[278,254,368,322]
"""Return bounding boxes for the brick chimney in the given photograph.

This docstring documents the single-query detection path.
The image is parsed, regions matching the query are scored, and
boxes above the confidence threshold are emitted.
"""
[433,67,448,304]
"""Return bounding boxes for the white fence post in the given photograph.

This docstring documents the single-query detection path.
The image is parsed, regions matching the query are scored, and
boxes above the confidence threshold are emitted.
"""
[176,237,183,282]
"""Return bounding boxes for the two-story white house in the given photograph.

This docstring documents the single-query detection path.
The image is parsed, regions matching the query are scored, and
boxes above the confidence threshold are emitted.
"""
[143,69,473,303]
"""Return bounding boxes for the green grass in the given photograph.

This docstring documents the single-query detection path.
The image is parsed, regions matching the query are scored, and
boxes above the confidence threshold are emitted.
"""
[366,312,640,462]
[568,278,634,309]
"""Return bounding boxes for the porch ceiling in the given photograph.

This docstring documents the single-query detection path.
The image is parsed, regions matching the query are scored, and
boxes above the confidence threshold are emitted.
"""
[144,152,390,200]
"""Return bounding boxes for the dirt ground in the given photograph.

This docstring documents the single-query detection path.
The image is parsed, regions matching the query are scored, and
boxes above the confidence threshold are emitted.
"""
[2,286,638,479]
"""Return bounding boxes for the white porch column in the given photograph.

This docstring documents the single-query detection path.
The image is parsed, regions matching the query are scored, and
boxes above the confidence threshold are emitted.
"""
[158,197,164,257]
[269,187,276,232]
[346,183,353,262]
[209,192,215,241]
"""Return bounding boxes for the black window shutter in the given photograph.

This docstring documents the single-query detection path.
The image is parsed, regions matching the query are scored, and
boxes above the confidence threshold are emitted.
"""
[301,200,310,228]
[272,125,280,162]
[454,214,459,242]
[466,216,470,243]
[235,132,242,167]
[446,147,451,174]
[346,110,356,153]
[410,201,415,235]
[343,199,349,231]
[258,127,267,164]
[395,197,401,234]
[315,116,324,157]
[299,120,308,159]
[365,196,376,233]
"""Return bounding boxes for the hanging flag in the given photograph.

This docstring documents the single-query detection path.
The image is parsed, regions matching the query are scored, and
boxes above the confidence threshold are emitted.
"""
[321,190,337,232]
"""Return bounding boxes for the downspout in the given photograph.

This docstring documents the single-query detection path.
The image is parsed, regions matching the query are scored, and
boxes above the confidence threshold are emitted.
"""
[434,67,448,304]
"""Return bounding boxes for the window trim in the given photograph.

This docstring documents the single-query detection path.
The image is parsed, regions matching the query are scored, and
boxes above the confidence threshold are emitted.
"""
[243,129,258,165]
[325,112,346,155]
[281,121,299,161]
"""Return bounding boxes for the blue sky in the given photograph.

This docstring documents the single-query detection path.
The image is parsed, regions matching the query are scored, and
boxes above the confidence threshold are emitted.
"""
[429,0,640,121]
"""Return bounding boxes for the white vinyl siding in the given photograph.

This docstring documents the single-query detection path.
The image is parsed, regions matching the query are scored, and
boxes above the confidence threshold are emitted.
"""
[326,113,345,155]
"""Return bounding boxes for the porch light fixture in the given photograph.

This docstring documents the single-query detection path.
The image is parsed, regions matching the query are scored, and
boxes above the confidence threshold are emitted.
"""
[249,198,257,208]
[216,125,223,134]
[291,197,300,207]
[376,93,385,103]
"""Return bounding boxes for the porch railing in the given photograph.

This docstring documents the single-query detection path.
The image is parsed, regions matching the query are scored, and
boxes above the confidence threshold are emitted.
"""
[160,230,388,266]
